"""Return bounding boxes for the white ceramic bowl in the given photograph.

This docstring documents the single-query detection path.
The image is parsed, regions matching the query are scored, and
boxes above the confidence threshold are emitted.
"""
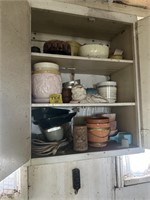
[79,44,109,58]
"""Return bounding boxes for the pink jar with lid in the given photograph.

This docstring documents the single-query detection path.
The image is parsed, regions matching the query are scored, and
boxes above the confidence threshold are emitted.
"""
[32,62,62,103]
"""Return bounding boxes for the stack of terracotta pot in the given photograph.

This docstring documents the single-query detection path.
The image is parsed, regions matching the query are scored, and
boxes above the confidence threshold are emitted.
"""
[86,117,110,147]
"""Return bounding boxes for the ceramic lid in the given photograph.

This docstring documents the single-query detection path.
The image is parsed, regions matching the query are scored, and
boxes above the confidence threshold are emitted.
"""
[33,62,59,71]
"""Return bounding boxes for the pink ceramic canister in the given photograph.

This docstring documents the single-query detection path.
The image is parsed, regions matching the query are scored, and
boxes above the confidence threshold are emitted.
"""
[32,62,62,103]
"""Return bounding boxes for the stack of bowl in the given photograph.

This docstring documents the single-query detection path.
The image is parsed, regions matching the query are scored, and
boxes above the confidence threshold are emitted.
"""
[86,117,110,147]
[102,113,117,136]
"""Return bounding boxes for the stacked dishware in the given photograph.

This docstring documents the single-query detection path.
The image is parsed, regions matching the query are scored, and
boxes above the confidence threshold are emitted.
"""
[102,113,117,136]
[96,81,117,103]
[86,117,110,147]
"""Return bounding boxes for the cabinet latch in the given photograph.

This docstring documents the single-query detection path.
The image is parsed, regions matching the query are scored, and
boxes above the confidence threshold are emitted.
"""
[72,168,81,194]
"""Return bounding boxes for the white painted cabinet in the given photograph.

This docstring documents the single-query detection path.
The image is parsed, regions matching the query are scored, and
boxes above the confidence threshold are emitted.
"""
[30,1,143,165]
[137,16,150,149]
[28,158,115,200]
[1,0,150,184]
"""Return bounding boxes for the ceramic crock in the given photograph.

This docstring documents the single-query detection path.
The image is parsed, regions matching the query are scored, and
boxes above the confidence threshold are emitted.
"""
[32,62,62,103]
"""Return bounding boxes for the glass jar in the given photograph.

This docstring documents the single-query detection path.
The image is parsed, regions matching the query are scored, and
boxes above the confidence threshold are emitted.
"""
[73,125,88,152]
[62,88,72,103]
[96,81,117,103]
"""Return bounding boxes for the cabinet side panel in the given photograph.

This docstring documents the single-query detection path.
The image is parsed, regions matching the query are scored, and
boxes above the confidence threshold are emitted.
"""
[111,65,135,102]
[110,26,133,60]
[0,1,31,180]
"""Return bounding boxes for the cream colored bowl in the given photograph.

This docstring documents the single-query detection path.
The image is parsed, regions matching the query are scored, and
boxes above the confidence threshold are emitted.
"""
[79,44,109,58]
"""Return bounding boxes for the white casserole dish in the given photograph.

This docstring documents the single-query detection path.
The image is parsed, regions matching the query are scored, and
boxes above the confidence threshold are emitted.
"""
[79,44,109,58]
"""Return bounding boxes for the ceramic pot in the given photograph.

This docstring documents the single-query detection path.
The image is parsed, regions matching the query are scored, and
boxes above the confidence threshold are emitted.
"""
[86,117,109,124]
[87,123,110,129]
[79,44,109,58]
[32,62,62,102]
[88,128,109,143]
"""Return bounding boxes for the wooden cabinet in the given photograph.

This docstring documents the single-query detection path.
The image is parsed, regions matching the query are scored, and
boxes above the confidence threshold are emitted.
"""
[1,0,150,181]
[28,158,115,200]
[30,1,143,164]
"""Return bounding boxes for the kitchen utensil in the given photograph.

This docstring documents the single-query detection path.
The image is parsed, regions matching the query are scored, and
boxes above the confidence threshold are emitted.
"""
[40,126,64,141]
[62,79,80,89]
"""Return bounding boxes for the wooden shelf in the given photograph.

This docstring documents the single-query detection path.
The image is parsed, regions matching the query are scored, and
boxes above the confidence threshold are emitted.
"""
[32,102,136,108]
[31,53,133,75]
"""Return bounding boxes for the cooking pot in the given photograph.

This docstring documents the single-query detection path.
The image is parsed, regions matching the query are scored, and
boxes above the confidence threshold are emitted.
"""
[40,126,64,141]
[62,79,80,89]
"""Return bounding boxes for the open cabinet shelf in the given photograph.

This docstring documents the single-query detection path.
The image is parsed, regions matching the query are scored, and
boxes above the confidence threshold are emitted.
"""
[31,146,143,166]
[31,53,133,75]
[30,4,142,161]
[32,102,136,108]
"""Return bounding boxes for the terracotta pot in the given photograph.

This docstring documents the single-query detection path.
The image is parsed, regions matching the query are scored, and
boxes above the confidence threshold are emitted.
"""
[88,128,109,143]
[86,117,109,124]
[87,123,110,129]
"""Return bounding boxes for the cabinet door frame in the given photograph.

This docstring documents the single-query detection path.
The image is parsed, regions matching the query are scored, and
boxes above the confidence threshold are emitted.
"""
[137,16,150,149]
